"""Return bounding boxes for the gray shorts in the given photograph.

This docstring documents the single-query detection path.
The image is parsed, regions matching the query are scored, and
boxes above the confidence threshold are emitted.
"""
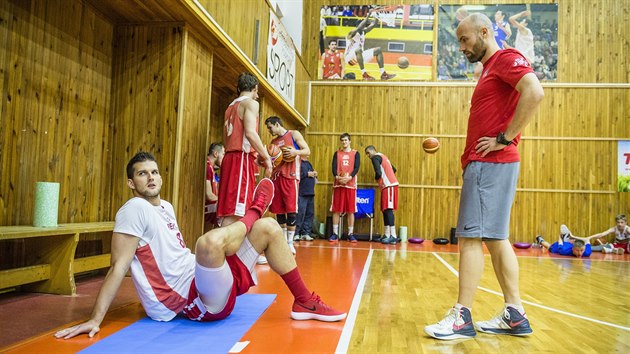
[456,161,520,240]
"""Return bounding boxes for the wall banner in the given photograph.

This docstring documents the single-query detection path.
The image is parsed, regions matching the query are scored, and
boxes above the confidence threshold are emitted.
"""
[267,11,296,106]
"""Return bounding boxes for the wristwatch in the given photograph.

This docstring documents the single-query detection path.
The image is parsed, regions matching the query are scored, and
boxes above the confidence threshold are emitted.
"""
[496,132,513,146]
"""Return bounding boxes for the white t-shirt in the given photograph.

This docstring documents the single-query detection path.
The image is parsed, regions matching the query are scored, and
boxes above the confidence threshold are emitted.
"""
[610,225,630,242]
[114,197,196,321]
[515,27,535,64]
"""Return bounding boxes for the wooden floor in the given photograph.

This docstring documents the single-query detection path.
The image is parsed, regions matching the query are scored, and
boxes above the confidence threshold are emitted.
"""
[1,240,629,353]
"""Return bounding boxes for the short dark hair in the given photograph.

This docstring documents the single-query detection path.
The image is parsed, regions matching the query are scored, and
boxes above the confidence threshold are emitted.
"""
[237,72,258,93]
[126,152,157,179]
[208,142,223,156]
[616,214,627,222]
[340,133,351,141]
[329,39,337,45]
[573,240,586,249]
[265,116,283,127]
[365,145,376,153]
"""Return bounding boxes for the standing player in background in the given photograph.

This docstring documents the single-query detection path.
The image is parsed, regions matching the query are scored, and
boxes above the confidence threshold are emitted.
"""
[321,40,345,79]
[365,146,399,245]
[204,142,225,232]
[265,116,311,255]
[329,133,360,243]
[425,13,544,340]
[493,10,512,49]
[509,10,535,64]
[344,9,396,81]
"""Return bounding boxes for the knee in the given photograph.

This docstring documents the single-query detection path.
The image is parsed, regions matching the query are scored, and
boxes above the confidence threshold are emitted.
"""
[251,217,283,241]
[286,213,297,227]
[195,230,227,260]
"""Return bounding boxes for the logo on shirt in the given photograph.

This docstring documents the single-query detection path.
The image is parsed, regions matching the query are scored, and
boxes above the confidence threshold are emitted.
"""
[167,222,177,231]
[513,58,530,68]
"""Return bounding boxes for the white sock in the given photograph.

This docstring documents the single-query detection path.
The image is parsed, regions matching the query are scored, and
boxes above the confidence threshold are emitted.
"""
[454,303,470,311]
[361,69,367,74]
[384,226,390,237]
[390,226,397,237]
[380,67,385,74]
[282,228,288,242]
[333,225,339,235]
[288,230,295,244]
[348,226,354,235]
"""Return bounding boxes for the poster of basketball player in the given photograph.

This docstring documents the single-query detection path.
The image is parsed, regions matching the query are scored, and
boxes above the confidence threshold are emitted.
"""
[438,4,558,81]
[319,4,434,81]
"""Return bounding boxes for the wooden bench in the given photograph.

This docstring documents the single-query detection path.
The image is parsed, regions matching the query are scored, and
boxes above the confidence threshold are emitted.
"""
[0,222,114,295]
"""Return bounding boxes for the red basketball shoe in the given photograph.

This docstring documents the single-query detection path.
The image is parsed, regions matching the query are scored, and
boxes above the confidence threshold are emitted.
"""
[362,72,376,81]
[291,292,347,322]
[250,178,274,215]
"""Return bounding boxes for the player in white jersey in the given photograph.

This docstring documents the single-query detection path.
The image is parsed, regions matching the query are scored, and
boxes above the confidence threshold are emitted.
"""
[509,11,536,64]
[55,152,346,339]
[344,9,396,81]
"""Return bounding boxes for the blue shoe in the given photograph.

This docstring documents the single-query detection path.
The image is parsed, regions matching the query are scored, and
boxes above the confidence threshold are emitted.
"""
[425,306,476,340]
[381,236,397,245]
[474,306,533,336]
[348,234,357,243]
[328,234,339,242]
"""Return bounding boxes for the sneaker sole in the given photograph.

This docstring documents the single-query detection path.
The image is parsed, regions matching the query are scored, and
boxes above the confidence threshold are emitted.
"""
[252,178,275,215]
[475,327,533,336]
[424,328,476,340]
[290,311,347,322]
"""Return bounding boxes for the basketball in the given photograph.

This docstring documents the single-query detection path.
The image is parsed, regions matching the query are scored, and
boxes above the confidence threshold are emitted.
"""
[397,56,409,69]
[259,144,282,168]
[281,146,296,162]
[422,137,440,154]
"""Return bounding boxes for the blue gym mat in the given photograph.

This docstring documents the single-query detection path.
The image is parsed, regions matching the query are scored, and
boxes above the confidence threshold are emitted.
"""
[80,294,276,354]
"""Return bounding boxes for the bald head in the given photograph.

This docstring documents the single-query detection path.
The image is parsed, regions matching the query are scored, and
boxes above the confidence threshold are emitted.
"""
[459,13,494,35]
[456,13,499,64]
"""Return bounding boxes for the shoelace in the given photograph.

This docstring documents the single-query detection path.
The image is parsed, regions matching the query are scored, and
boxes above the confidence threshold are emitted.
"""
[437,308,458,326]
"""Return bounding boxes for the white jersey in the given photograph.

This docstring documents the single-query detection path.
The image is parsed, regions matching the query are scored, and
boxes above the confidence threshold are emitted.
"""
[114,197,196,321]
[344,31,365,61]
[514,27,535,64]
[610,225,630,242]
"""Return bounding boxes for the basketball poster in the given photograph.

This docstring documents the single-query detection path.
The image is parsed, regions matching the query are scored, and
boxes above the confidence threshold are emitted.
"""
[318,4,434,80]
[437,4,558,81]
[618,141,630,192]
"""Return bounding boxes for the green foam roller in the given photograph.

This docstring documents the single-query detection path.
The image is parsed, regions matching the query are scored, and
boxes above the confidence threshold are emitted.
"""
[33,182,60,227]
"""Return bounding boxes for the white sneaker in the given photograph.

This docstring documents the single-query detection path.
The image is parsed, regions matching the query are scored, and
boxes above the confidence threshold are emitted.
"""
[293,235,301,241]
[256,255,268,265]
[474,306,533,336]
[424,307,476,340]
[301,234,314,241]
[288,242,296,255]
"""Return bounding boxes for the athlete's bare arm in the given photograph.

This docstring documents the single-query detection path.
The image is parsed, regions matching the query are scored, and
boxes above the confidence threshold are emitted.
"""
[54,233,139,339]
[283,130,310,160]
[241,99,272,177]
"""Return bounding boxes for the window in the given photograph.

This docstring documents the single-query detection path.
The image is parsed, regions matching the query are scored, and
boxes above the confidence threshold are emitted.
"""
[388,42,405,52]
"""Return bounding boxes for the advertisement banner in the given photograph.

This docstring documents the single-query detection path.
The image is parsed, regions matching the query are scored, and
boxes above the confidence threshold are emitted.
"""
[267,11,296,106]
[618,141,630,192]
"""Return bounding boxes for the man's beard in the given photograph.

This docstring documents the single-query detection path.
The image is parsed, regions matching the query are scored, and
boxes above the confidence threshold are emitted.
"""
[466,37,486,63]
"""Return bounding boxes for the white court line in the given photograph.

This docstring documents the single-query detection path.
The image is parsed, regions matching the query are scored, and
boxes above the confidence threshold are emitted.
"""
[431,252,630,331]
[335,249,374,354]
[228,341,249,353]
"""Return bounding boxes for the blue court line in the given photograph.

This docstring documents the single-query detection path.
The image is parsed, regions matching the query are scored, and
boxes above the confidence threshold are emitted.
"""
[80,294,276,354]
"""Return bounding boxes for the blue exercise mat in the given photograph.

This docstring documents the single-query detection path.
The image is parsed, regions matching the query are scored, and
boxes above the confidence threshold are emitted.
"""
[80,294,276,354]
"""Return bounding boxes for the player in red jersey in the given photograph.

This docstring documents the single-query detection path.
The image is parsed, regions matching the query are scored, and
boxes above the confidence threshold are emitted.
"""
[321,40,345,79]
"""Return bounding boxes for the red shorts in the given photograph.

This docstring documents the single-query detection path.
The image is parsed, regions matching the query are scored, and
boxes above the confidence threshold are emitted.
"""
[381,186,398,211]
[217,151,257,217]
[183,255,255,321]
[613,242,629,252]
[269,176,298,214]
[330,187,357,213]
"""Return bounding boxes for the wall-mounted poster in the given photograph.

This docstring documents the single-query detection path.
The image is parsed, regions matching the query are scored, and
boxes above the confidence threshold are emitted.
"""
[619,141,630,192]
[438,4,558,81]
[268,11,296,105]
[319,4,434,81]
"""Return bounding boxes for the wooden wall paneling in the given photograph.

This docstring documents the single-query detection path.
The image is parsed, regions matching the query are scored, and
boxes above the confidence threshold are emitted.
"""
[109,24,183,213]
[172,30,213,247]
[0,0,114,226]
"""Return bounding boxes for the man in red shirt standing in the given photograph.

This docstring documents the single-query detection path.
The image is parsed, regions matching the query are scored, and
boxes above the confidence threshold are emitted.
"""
[321,40,345,79]
[329,133,360,243]
[265,116,311,255]
[365,146,398,245]
[425,13,544,340]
